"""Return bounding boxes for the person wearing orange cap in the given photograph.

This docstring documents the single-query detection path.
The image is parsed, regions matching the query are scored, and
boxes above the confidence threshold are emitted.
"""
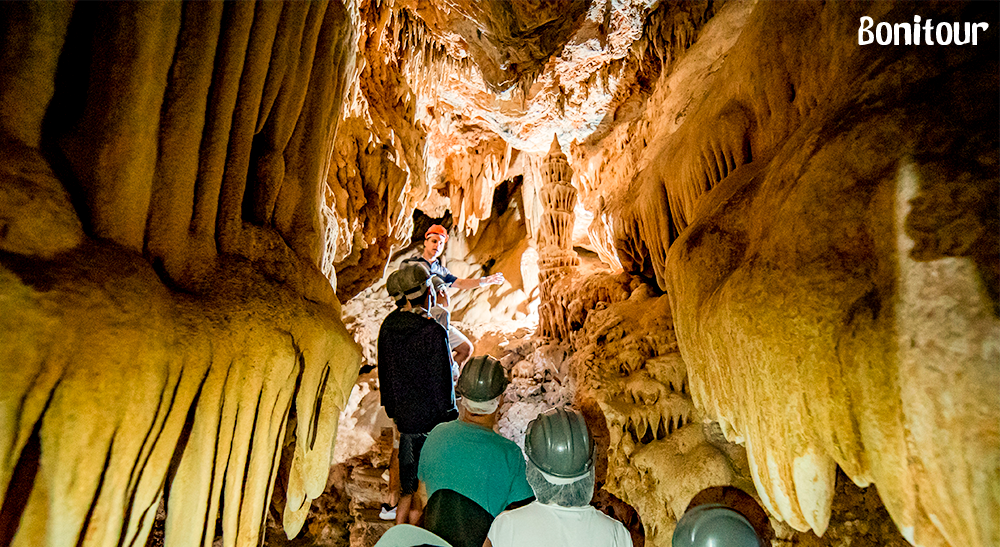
[404,224,504,371]
[405,224,505,290]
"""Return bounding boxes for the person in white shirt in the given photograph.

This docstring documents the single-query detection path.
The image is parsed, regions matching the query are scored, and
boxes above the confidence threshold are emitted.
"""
[484,408,633,547]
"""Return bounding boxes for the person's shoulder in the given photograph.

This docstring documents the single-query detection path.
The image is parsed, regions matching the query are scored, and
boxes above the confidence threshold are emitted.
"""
[489,430,522,451]
[609,515,633,546]
[496,500,541,520]
[393,309,435,326]
[413,313,446,330]
[589,506,631,534]
[381,308,405,324]
[378,310,400,333]
[423,421,447,446]
[428,419,460,436]
[415,315,449,338]
[380,309,416,331]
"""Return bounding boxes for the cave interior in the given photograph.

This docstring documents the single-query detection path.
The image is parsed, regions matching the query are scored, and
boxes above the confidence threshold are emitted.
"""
[0,1,997,547]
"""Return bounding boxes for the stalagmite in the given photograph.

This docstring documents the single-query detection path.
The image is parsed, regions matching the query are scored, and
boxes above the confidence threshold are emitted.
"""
[536,135,580,339]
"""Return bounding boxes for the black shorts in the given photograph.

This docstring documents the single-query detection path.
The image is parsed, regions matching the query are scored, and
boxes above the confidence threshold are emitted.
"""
[398,432,427,496]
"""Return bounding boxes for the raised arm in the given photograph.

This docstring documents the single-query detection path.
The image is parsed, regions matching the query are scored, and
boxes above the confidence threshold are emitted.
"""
[451,272,505,290]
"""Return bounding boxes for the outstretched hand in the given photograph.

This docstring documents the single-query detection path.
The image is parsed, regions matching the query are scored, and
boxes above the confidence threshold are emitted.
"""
[482,272,505,286]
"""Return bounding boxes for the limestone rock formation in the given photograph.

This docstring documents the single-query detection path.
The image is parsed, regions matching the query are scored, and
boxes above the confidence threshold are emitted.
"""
[559,277,747,545]
[0,2,362,545]
[2,0,997,546]
[537,135,580,338]
[603,3,999,546]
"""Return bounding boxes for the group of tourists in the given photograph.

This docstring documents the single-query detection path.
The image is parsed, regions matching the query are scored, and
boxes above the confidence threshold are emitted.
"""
[375,225,761,547]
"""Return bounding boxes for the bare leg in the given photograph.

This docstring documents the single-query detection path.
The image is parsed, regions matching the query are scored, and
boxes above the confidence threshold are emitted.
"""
[407,493,423,524]
[388,447,400,506]
[453,340,472,368]
[396,494,412,525]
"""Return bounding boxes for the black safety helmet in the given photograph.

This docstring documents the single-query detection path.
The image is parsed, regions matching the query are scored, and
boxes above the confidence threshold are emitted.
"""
[672,504,762,547]
[524,408,594,480]
[456,355,508,402]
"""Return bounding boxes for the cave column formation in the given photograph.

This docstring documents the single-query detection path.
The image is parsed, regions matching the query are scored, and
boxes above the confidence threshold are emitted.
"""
[536,135,580,339]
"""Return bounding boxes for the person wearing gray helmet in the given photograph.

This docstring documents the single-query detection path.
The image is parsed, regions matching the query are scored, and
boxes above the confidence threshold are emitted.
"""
[417,356,534,547]
[671,504,762,547]
[378,262,458,524]
[385,268,411,309]
[485,408,632,547]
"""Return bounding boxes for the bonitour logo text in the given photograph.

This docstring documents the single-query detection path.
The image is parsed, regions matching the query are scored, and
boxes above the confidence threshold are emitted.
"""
[859,16,989,45]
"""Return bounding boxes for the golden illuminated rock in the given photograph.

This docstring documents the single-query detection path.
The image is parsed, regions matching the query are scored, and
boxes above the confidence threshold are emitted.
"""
[1,1,996,546]
[537,135,580,339]
[0,2,361,545]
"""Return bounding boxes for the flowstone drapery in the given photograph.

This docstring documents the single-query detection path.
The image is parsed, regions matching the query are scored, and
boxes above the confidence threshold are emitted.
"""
[1,254,360,547]
[0,2,361,545]
[604,3,999,546]
[561,279,755,546]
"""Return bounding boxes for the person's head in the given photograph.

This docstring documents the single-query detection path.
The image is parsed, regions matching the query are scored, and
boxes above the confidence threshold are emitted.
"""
[523,408,595,507]
[422,225,448,261]
[430,275,451,307]
[671,504,762,547]
[456,355,508,418]
[385,269,408,308]
[396,263,435,310]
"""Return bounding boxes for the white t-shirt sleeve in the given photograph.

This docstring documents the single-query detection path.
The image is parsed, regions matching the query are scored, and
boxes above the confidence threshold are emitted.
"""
[486,511,513,547]
[612,520,633,547]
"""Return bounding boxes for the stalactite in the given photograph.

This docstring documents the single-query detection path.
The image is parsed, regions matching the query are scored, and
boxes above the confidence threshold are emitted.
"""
[0,245,362,547]
[0,2,361,546]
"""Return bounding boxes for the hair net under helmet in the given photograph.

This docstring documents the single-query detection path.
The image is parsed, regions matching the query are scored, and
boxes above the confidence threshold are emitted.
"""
[672,504,762,547]
[525,459,595,507]
[524,408,594,484]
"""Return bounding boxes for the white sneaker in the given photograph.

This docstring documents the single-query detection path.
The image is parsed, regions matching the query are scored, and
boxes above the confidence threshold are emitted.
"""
[378,504,397,520]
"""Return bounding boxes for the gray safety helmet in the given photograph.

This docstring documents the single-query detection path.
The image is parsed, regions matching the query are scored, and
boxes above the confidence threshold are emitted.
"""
[456,355,508,402]
[672,504,762,547]
[524,408,594,480]
[396,263,432,299]
[385,269,406,302]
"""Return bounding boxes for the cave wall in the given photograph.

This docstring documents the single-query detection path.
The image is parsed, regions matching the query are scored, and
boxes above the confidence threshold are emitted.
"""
[599,2,998,546]
[0,2,362,545]
[317,0,998,544]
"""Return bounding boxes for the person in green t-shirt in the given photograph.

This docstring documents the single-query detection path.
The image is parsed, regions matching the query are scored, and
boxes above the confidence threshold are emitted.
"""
[417,356,534,545]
